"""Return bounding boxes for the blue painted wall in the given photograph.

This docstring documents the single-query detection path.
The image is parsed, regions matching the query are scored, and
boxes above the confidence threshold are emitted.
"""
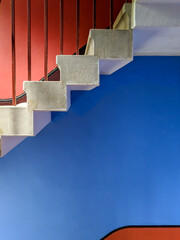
[0,57,180,240]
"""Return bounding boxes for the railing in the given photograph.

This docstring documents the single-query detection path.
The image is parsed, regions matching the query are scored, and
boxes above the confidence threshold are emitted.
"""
[0,0,130,106]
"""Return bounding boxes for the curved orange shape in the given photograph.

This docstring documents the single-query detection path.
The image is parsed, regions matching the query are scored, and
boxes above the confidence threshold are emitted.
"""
[103,226,180,240]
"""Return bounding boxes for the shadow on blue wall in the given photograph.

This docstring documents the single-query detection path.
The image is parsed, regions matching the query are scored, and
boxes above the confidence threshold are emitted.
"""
[0,57,180,240]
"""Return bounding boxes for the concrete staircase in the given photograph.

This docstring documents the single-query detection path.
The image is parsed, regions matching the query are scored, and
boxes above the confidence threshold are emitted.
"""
[0,0,180,157]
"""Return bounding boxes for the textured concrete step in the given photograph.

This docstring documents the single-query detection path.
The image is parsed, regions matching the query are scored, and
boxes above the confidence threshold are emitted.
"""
[0,105,50,136]
[114,2,180,56]
[57,55,99,90]
[24,81,69,111]
[0,104,51,157]
[85,29,133,75]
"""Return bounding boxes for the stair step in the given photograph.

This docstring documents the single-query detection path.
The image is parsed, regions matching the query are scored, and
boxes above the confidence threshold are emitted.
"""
[56,55,99,90]
[0,109,51,157]
[114,2,180,56]
[85,29,133,74]
[24,81,69,111]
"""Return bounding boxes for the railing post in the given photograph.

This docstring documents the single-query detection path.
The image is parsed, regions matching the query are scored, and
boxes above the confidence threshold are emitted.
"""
[60,0,63,55]
[44,0,48,81]
[27,0,31,81]
[110,0,113,29]
[93,0,96,29]
[76,0,79,55]
[11,0,16,105]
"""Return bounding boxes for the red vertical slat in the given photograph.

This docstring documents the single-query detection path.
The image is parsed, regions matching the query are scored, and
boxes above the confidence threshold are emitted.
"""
[60,0,63,55]
[11,0,16,105]
[76,0,79,55]
[27,0,31,81]
[44,0,48,81]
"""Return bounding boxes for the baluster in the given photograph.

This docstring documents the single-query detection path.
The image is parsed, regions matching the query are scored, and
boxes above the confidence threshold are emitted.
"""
[27,0,31,81]
[93,0,96,29]
[44,0,48,81]
[110,0,113,29]
[60,0,64,55]
[11,0,16,105]
[76,0,79,55]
